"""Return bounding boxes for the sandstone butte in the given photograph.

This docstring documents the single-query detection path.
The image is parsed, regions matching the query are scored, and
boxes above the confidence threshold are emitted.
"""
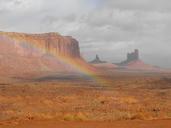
[0,31,95,76]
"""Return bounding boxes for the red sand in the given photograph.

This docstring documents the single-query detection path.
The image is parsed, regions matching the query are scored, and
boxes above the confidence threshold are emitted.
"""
[1,120,171,128]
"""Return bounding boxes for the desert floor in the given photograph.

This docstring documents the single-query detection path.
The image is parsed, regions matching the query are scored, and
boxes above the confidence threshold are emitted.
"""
[1,120,171,128]
[0,70,171,127]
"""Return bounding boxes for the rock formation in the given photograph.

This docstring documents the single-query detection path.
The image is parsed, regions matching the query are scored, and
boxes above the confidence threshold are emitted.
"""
[127,49,139,62]
[0,32,81,58]
[119,49,139,66]
[116,49,161,71]
[0,31,94,76]
[90,54,106,64]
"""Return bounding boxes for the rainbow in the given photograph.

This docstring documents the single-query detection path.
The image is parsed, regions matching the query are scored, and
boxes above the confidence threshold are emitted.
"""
[2,33,111,86]
[49,55,111,87]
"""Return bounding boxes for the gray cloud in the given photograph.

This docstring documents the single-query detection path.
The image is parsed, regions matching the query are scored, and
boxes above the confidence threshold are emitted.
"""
[105,0,171,12]
[0,0,171,68]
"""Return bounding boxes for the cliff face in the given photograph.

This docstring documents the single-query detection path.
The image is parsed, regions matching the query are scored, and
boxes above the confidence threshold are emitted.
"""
[0,31,93,76]
[0,32,80,58]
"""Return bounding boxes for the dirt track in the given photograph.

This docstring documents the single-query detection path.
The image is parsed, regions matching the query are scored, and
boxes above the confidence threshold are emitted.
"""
[1,120,171,128]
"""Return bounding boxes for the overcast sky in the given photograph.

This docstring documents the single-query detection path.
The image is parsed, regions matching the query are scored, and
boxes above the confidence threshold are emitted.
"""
[0,0,171,68]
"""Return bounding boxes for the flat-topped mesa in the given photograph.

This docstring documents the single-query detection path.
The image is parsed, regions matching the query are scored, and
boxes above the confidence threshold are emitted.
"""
[0,31,81,58]
[0,31,97,76]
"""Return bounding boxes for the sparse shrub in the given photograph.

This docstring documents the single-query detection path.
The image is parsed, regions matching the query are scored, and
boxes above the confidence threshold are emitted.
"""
[167,112,171,118]
[25,113,34,120]
[63,114,75,121]
[112,110,135,120]
[100,100,105,105]
[130,112,151,120]
[63,112,87,121]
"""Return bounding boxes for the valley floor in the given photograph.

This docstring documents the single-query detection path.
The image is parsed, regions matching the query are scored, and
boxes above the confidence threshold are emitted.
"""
[1,120,171,128]
[0,70,171,127]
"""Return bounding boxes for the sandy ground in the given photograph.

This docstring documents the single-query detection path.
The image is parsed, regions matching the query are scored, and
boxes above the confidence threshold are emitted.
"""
[1,120,171,128]
[0,70,171,127]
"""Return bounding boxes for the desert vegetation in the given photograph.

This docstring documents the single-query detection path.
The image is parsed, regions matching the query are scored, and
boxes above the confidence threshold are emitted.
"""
[0,71,171,124]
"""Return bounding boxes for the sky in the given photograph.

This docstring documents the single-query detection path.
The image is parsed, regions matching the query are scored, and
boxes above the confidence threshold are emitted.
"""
[0,0,171,68]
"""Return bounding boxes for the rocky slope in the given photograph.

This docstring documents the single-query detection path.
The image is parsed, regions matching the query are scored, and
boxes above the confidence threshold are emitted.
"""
[124,60,160,71]
[0,31,94,76]
[116,49,162,71]
[90,55,106,64]
[92,63,118,70]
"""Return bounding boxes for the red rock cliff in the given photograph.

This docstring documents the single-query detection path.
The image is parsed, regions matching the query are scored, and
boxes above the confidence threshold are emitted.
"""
[0,31,94,76]
[0,32,81,58]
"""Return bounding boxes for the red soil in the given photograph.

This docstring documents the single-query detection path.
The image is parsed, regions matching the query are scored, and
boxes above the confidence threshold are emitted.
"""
[1,120,171,128]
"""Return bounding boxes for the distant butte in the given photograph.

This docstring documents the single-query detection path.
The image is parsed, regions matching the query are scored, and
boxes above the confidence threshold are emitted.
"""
[116,49,161,71]
[90,54,106,64]
[119,49,139,66]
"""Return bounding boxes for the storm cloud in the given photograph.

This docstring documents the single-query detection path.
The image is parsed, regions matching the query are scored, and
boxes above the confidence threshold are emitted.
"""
[0,0,171,68]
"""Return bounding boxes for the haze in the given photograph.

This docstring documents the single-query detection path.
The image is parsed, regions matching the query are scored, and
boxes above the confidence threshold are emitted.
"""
[0,0,170,68]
